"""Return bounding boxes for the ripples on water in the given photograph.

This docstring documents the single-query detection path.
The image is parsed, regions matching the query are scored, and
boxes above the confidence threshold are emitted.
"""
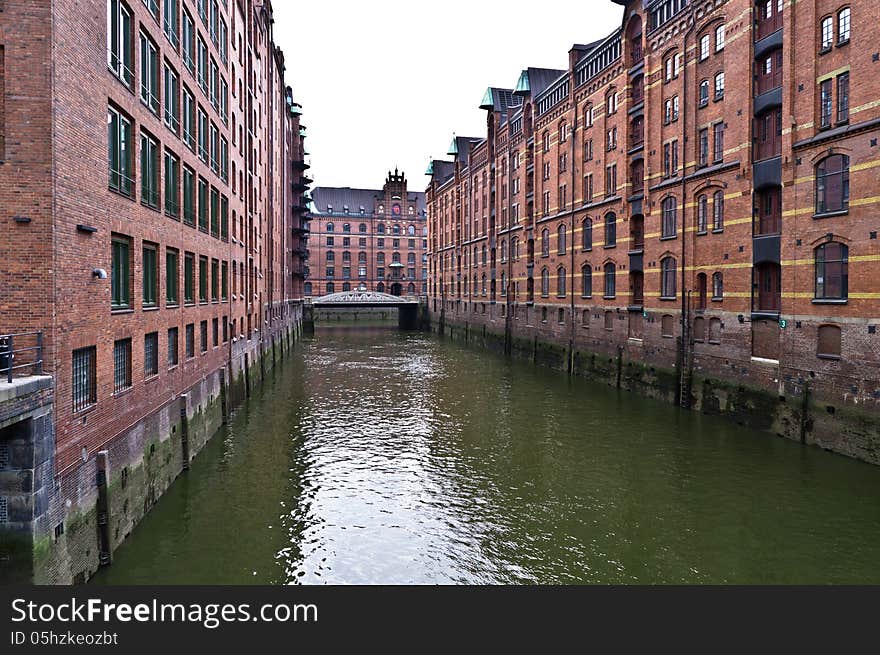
[95,330,880,585]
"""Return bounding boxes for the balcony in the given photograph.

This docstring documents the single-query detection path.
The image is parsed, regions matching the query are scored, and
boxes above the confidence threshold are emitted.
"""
[630,43,644,69]
[0,332,44,383]
[755,11,783,42]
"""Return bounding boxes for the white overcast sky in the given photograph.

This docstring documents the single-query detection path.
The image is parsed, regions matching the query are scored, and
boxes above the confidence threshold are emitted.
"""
[272,1,624,190]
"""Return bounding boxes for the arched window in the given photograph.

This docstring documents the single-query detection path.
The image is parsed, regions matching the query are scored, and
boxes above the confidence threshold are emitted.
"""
[815,242,849,300]
[816,155,850,214]
[342,251,351,263]
[501,239,508,262]
[481,274,487,295]
[697,194,708,233]
[342,282,351,292]
[377,252,385,264]
[713,190,725,230]
[326,283,335,294]
[377,223,385,234]
[838,7,851,44]
[377,282,384,293]
[697,273,708,309]
[821,16,834,49]
[712,272,724,300]
[512,236,519,260]
[694,316,706,342]
[557,267,566,297]
[715,24,726,51]
[699,33,710,60]
[358,252,367,263]
[542,130,550,152]
[392,252,401,264]
[500,272,507,296]
[817,324,842,359]
[326,251,335,262]
[661,257,677,298]
[603,262,616,298]
[541,229,550,257]
[714,72,725,100]
[541,268,550,297]
[661,197,677,237]
[581,264,592,298]
[408,225,415,236]
[304,282,312,296]
[557,224,567,254]
[408,283,416,294]
[580,218,592,250]
[359,223,367,233]
[326,223,335,232]
[481,245,487,265]
[699,79,709,106]
[393,224,401,235]
[559,120,568,143]
[604,213,616,247]
[343,223,351,233]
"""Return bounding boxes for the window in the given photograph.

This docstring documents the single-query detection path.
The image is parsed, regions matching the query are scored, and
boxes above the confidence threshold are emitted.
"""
[541,268,550,297]
[605,164,617,196]
[838,8,850,44]
[712,272,724,300]
[200,320,208,353]
[111,236,131,309]
[700,34,710,60]
[604,213,616,247]
[837,72,849,124]
[815,242,848,300]
[713,191,725,230]
[582,218,593,250]
[715,24,725,51]
[211,259,219,302]
[694,316,706,342]
[603,263,616,298]
[816,154,850,214]
[607,92,619,115]
[698,128,709,168]
[713,122,725,163]
[182,165,195,225]
[198,177,208,230]
[72,347,97,413]
[199,256,208,303]
[557,267,566,297]
[583,174,593,203]
[699,80,709,107]
[817,325,842,359]
[210,186,219,236]
[182,9,195,71]
[663,140,679,177]
[820,79,833,128]
[168,327,179,368]
[197,35,208,92]
[584,139,593,161]
[661,257,677,299]
[581,265,592,298]
[108,0,134,88]
[185,323,194,358]
[165,248,179,306]
[661,315,674,338]
[543,131,550,152]
[184,252,194,304]
[559,121,568,142]
[541,229,550,257]
[697,195,708,233]
[607,127,617,151]
[661,197,677,238]
[144,332,159,378]
[140,32,159,114]
[198,106,208,162]
[164,65,179,133]
[140,133,159,209]
[821,16,834,50]
[714,72,725,100]
[557,224,567,254]
[113,339,132,393]
[163,0,178,47]
[108,106,133,197]
[220,195,228,240]
[182,86,195,149]
[142,243,158,308]
[221,261,228,300]
[164,150,179,217]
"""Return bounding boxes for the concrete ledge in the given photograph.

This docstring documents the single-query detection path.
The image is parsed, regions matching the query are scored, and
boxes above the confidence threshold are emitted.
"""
[0,376,53,404]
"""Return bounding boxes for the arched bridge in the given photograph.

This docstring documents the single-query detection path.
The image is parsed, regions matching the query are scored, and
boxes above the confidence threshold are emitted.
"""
[305,290,425,331]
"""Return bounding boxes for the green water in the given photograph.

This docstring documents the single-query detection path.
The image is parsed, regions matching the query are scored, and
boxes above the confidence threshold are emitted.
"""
[93,331,880,584]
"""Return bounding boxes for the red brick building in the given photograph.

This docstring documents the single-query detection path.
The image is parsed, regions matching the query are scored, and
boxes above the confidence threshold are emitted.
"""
[427,0,880,462]
[0,0,308,583]
[308,170,428,297]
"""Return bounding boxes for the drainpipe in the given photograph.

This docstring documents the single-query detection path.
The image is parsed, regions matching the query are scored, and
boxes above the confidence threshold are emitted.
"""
[505,135,515,356]
[569,101,578,375]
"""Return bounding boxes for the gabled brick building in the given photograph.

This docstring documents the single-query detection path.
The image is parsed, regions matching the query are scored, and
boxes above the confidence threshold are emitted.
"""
[0,0,309,583]
[427,0,880,462]
[308,170,428,297]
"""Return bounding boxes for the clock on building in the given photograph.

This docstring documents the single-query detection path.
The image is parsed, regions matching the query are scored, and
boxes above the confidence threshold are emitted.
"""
[392,204,401,216]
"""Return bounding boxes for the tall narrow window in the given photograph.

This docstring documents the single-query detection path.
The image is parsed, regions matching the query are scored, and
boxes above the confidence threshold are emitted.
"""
[163,0,179,48]
[182,9,195,72]
[184,252,195,304]
[108,0,134,88]
[182,86,195,149]
[712,272,724,300]
[816,154,850,214]
[699,80,709,107]
[820,79,833,128]
[661,197,677,238]
[164,64,179,133]
[713,191,725,230]
[166,248,179,306]
[140,133,159,209]
[557,224,566,255]
[581,265,592,298]
[199,256,208,303]
[604,263,616,298]
[541,268,550,297]
[72,347,97,413]
[582,217,593,250]
[182,165,195,225]
[698,128,709,167]
[142,242,158,308]
[113,339,132,393]
[837,72,849,124]
[714,72,725,100]
[715,24,725,51]
[700,34,710,60]
[557,267,567,298]
[541,229,550,257]
[605,213,616,247]
[198,177,208,231]
[108,107,133,197]
[697,195,708,233]
[713,122,725,163]
[838,8,851,44]
[164,150,179,217]
[140,32,159,114]
[661,257,677,299]
[111,236,131,309]
[168,328,179,368]
[821,16,834,50]
[815,242,849,300]
[144,332,159,378]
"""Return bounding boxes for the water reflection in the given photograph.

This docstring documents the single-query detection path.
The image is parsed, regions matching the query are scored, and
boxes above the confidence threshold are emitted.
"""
[95,331,880,585]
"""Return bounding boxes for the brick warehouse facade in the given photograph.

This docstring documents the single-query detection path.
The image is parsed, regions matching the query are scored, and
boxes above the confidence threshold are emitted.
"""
[426,0,880,463]
[0,0,310,583]
[308,170,428,298]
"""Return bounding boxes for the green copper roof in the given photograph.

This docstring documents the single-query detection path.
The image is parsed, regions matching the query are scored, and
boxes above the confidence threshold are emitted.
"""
[514,70,530,96]
[299,128,307,137]
[425,161,434,176]
[447,137,458,156]
[291,105,302,116]
[480,87,494,110]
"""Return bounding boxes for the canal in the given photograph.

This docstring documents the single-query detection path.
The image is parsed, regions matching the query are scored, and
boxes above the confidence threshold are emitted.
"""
[94,330,880,585]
